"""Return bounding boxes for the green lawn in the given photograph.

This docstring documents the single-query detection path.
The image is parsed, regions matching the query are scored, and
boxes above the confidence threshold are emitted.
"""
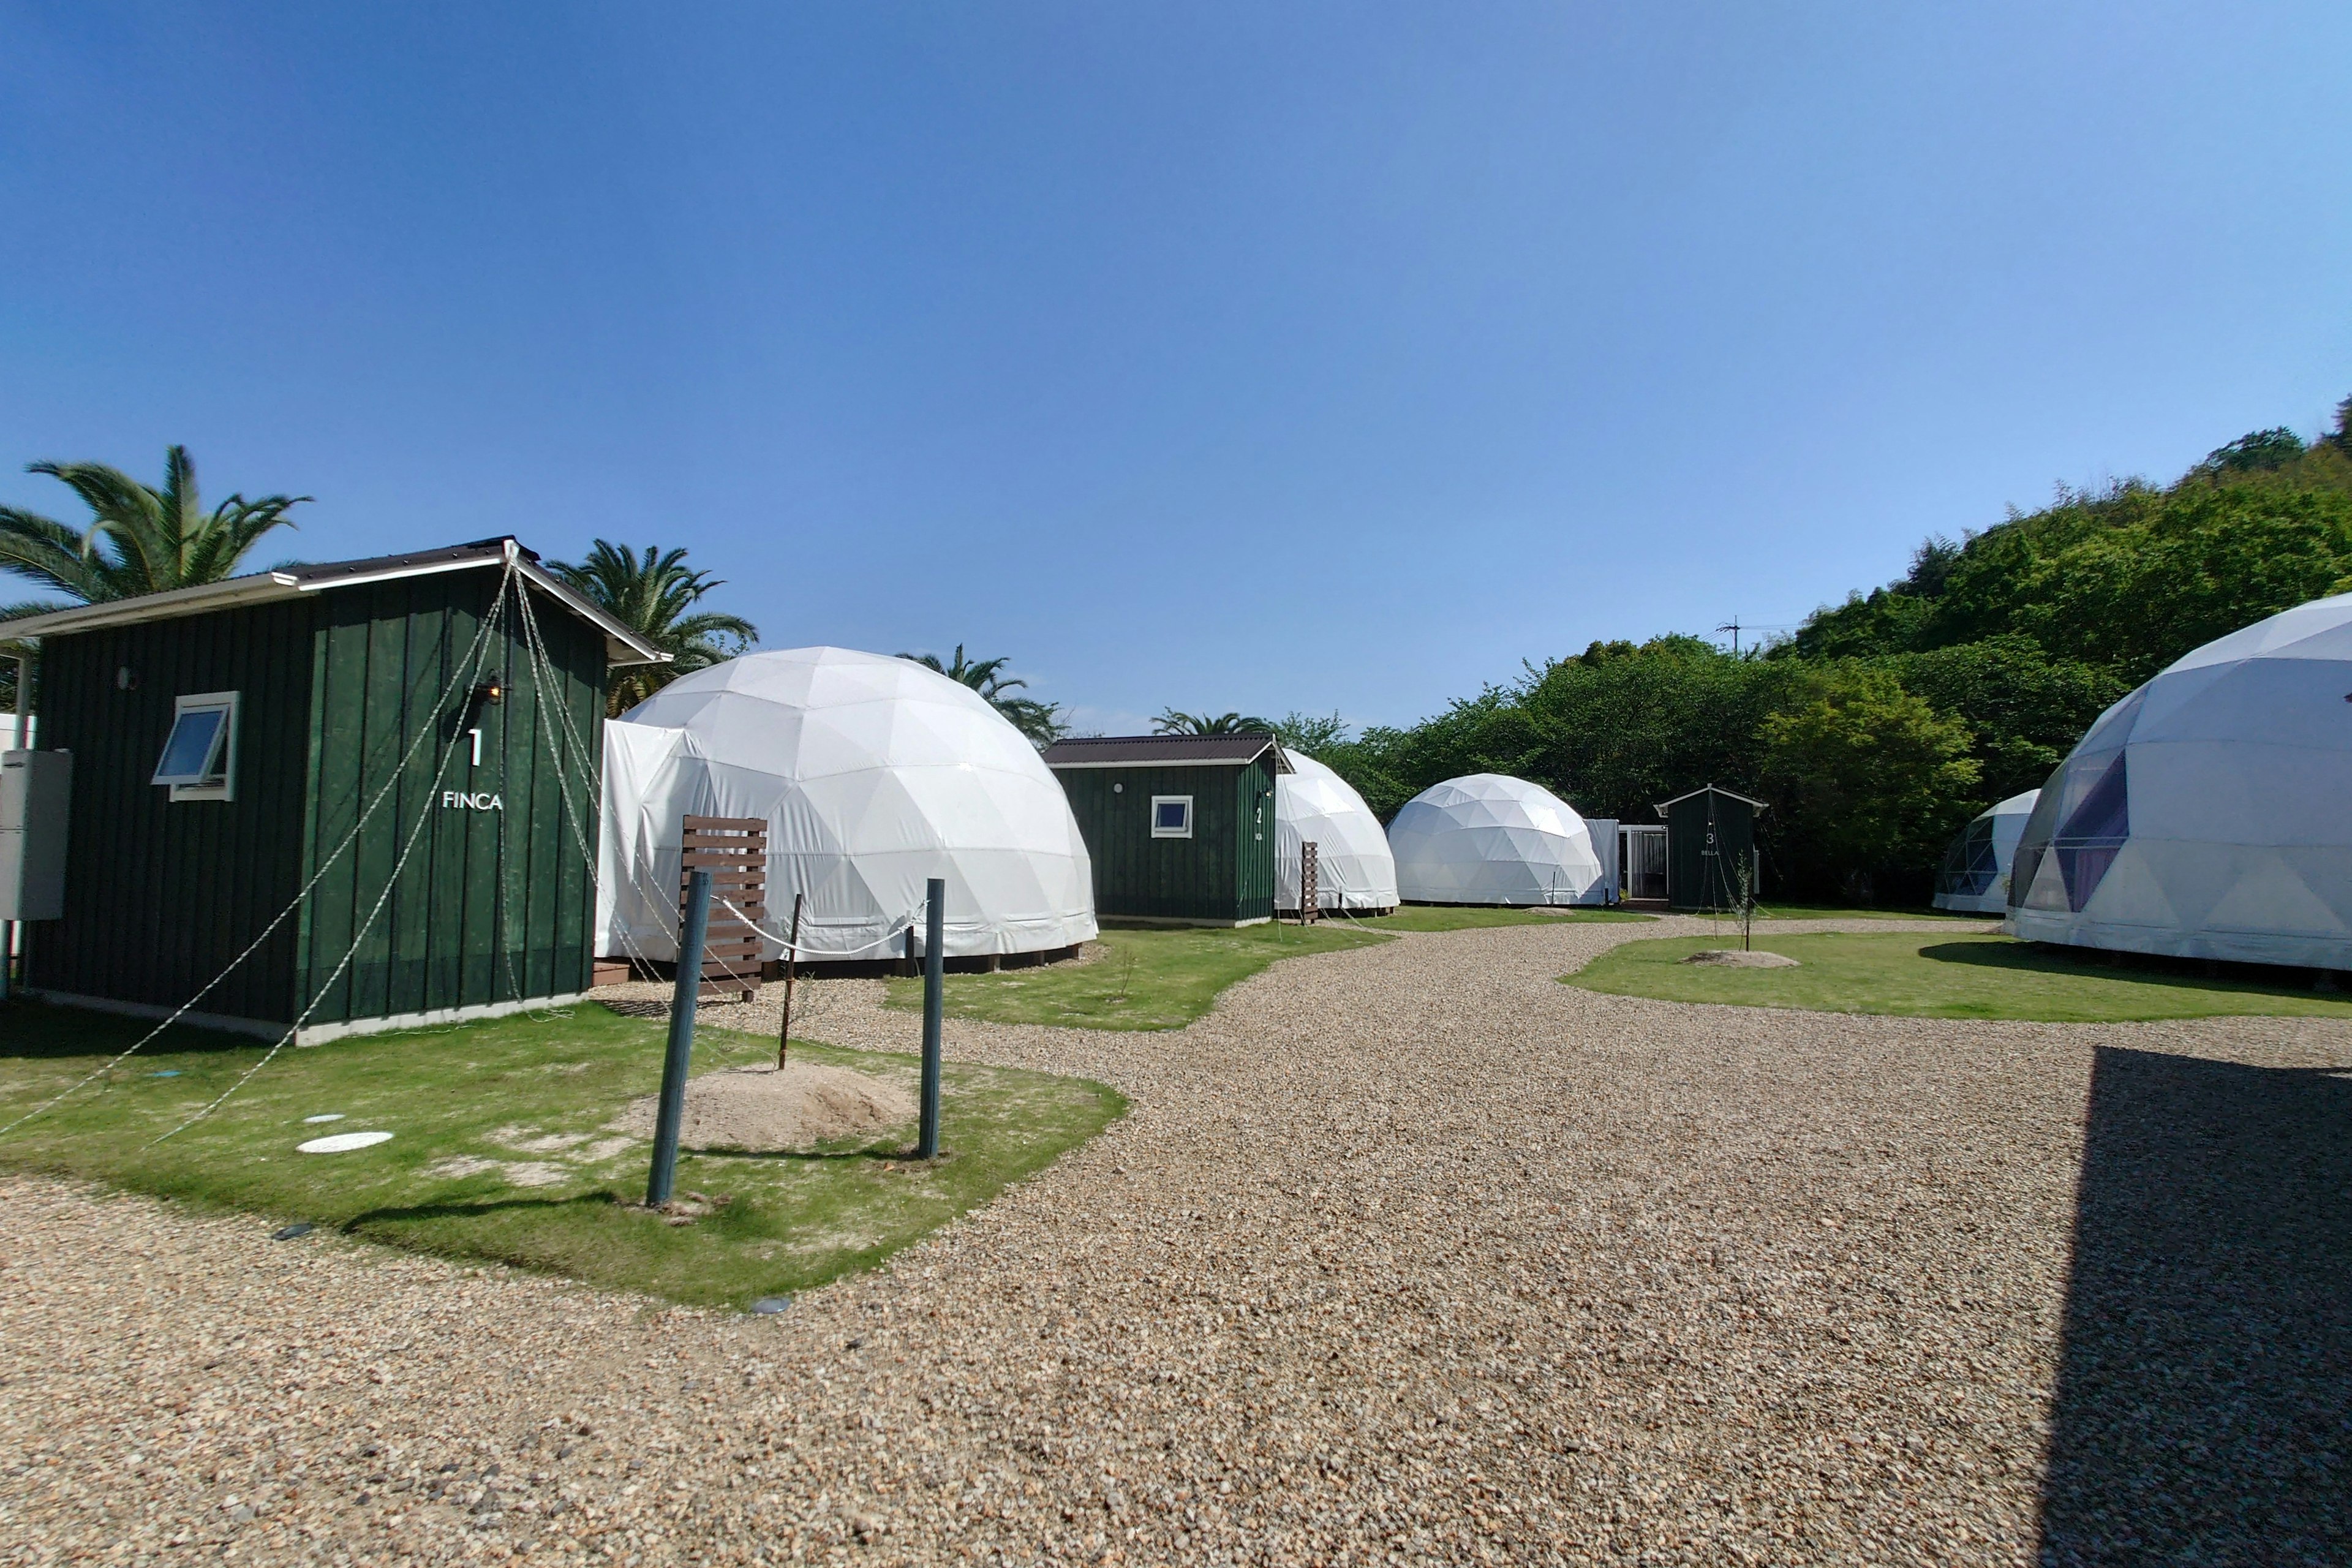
[883,907,1648,1032]
[885,922,1392,1030]
[1744,903,1990,922]
[0,998,1123,1309]
[1566,932,2352,1022]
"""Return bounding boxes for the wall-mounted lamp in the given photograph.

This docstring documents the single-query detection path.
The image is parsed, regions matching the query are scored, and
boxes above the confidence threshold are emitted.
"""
[475,671,507,706]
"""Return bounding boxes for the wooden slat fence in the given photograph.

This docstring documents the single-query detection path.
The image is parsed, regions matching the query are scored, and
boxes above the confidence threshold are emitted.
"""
[681,815,766,1002]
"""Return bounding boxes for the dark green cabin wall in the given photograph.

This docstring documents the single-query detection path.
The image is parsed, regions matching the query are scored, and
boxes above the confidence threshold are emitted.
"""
[24,600,316,1020]
[1056,759,1276,922]
[294,574,605,1024]
[1665,791,1758,911]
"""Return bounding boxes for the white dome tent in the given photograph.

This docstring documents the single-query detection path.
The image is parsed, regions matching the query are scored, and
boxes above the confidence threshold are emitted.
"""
[2008,592,2352,970]
[1275,748,1398,913]
[1387,774,1616,906]
[597,647,1097,963]
[1931,790,2041,915]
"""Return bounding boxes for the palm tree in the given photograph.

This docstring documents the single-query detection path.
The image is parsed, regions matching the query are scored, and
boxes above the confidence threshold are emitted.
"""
[0,446,309,615]
[1152,708,1276,736]
[900,644,1070,747]
[546,541,758,715]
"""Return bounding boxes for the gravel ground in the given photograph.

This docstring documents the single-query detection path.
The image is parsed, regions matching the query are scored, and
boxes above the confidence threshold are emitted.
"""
[5,915,2348,1566]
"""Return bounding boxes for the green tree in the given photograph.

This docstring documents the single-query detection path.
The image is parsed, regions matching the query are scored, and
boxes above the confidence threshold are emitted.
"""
[1152,709,1276,736]
[547,541,758,715]
[0,445,307,612]
[1890,636,2128,802]
[1518,636,1806,821]
[1269,710,1349,755]
[900,645,1069,747]
[1759,667,1981,902]
[2190,426,2305,478]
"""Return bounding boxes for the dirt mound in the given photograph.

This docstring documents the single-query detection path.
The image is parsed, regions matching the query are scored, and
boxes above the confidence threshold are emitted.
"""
[1680,948,1800,968]
[618,1061,916,1153]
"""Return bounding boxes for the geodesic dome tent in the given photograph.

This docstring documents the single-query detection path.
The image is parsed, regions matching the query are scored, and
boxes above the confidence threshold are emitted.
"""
[597,647,1096,962]
[1275,748,1398,913]
[1387,773,1615,906]
[1932,790,2040,915]
[2008,592,2352,970]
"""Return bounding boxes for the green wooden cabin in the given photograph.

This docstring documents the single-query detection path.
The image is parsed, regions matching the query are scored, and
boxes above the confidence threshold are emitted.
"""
[0,538,663,1041]
[1042,735,1288,925]
[1656,784,1768,911]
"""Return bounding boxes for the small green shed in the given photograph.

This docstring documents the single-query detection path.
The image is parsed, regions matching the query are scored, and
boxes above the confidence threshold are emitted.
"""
[0,538,663,1041]
[1657,784,1768,911]
[1042,734,1289,926]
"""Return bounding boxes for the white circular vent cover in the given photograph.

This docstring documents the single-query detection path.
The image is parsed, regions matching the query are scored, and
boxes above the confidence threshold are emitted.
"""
[298,1130,393,1154]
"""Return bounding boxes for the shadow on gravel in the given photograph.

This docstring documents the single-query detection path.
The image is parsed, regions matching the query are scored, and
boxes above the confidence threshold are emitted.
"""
[2037,1047,2352,1565]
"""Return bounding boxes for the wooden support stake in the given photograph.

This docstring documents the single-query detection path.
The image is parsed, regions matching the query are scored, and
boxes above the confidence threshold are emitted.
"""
[778,891,804,1069]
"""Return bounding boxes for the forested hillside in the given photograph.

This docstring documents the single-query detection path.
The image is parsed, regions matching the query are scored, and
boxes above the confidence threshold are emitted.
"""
[1323,398,2352,902]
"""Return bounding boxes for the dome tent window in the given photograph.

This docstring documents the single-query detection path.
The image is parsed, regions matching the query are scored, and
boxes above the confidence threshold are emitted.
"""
[2007,589,2352,970]
[152,690,239,802]
[1151,796,1193,839]
[1931,790,2040,914]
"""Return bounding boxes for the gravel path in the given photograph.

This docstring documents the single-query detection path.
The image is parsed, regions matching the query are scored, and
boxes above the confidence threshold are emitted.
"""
[6,916,2348,1566]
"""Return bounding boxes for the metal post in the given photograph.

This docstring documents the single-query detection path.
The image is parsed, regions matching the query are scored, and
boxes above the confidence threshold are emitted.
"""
[777,891,804,1069]
[648,869,710,1208]
[4,652,26,1001]
[917,876,944,1159]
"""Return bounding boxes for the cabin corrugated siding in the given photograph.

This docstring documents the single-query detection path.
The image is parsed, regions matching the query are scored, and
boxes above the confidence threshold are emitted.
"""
[24,600,317,1021]
[294,575,605,1024]
[1055,758,1276,922]
[1665,790,1758,911]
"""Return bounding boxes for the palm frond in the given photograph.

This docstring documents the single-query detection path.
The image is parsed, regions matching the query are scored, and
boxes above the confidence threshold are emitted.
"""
[0,505,106,598]
[15,449,304,603]
[548,538,760,714]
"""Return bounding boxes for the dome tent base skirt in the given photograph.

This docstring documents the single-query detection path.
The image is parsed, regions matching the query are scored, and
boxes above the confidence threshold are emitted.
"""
[1101,914,1273,929]
[2004,913,2352,974]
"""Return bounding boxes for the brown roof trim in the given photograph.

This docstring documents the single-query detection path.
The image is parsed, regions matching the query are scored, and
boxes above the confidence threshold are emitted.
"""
[0,536,668,666]
[1653,783,1770,818]
[1042,734,1291,772]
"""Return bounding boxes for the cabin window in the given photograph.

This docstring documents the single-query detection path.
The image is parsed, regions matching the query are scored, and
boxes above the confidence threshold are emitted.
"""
[1150,795,1193,838]
[154,690,239,802]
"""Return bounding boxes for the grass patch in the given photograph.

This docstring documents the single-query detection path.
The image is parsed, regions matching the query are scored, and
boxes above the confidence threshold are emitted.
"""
[0,998,1122,1309]
[885,907,1649,1031]
[889,922,1394,1030]
[1565,932,2352,1022]
[1746,903,1990,922]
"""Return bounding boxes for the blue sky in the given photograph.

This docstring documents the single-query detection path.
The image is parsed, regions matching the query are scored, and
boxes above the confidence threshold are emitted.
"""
[3,2,2348,735]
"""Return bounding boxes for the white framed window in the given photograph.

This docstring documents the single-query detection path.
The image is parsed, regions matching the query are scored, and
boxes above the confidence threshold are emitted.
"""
[1150,794,1193,839]
[154,690,239,802]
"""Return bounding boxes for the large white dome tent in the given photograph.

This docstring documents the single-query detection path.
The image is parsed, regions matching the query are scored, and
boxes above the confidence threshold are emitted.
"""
[2007,592,2352,970]
[597,647,1097,963]
[1275,748,1398,913]
[1387,774,1616,906]
[1931,790,2040,915]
